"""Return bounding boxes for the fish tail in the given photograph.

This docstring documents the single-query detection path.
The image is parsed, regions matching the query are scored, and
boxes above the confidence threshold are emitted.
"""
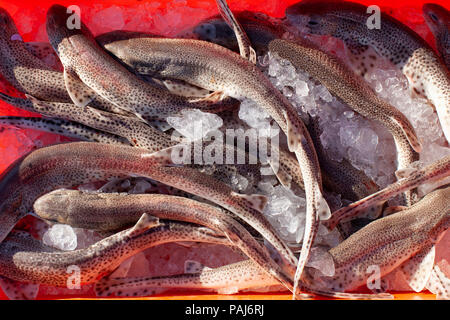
[292,186,330,299]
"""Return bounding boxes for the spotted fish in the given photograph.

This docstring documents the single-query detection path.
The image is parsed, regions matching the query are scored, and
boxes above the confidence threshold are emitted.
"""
[33,191,295,292]
[94,258,391,299]
[99,36,332,296]
[0,142,296,286]
[268,38,420,204]
[286,0,450,143]
[45,5,231,122]
[0,93,176,152]
[0,216,230,289]
[318,186,450,293]
[0,116,128,145]
[326,155,450,230]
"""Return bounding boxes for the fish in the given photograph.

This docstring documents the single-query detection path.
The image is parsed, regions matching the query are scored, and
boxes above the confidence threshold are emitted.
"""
[99,35,332,296]
[0,142,297,290]
[33,191,295,292]
[268,38,420,204]
[326,155,450,230]
[214,0,256,63]
[318,186,450,293]
[0,215,230,288]
[285,0,450,143]
[0,93,176,152]
[0,8,129,116]
[423,3,450,69]
[94,258,391,299]
[0,116,129,145]
[45,5,231,122]
[96,186,449,299]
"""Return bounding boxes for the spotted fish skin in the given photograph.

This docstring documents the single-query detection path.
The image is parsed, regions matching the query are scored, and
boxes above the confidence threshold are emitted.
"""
[321,186,450,293]
[286,0,450,143]
[0,93,175,152]
[268,39,419,205]
[326,155,450,230]
[0,142,296,282]
[423,3,450,69]
[45,5,231,122]
[33,191,295,292]
[0,220,229,287]
[0,116,129,145]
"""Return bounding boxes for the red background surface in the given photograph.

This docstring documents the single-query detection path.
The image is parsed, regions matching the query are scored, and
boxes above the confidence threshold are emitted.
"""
[0,0,448,300]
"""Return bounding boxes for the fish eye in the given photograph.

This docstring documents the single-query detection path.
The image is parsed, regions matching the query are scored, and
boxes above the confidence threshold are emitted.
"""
[308,20,319,26]
[429,12,439,22]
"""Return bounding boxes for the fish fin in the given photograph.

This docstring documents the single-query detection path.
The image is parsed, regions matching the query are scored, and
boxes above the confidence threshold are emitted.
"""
[128,213,160,237]
[0,276,39,300]
[157,79,211,98]
[390,116,422,153]
[215,0,256,63]
[188,90,226,103]
[184,260,212,274]
[231,191,268,212]
[270,161,292,188]
[426,264,450,300]
[382,205,407,216]
[400,245,435,292]
[63,67,96,108]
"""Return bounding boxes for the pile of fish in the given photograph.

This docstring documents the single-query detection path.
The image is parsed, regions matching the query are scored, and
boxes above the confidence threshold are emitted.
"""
[0,0,448,300]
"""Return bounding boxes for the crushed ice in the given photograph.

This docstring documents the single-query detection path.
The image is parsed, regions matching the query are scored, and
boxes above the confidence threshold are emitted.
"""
[167,109,223,141]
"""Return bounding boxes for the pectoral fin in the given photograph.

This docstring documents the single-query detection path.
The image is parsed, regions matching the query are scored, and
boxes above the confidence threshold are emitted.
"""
[188,90,226,103]
[155,78,211,98]
[399,245,435,292]
[63,67,96,108]
[0,276,39,300]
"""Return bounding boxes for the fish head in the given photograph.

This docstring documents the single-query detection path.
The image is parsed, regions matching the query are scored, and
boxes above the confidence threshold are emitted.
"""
[193,18,238,50]
[285,0,342,36]
[46,4,94,54]
[33,189,72,224]
[0,8,20,40]
[422,3,450,35]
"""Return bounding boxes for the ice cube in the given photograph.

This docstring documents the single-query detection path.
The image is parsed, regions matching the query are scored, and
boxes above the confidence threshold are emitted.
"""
[43,224,77,251]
